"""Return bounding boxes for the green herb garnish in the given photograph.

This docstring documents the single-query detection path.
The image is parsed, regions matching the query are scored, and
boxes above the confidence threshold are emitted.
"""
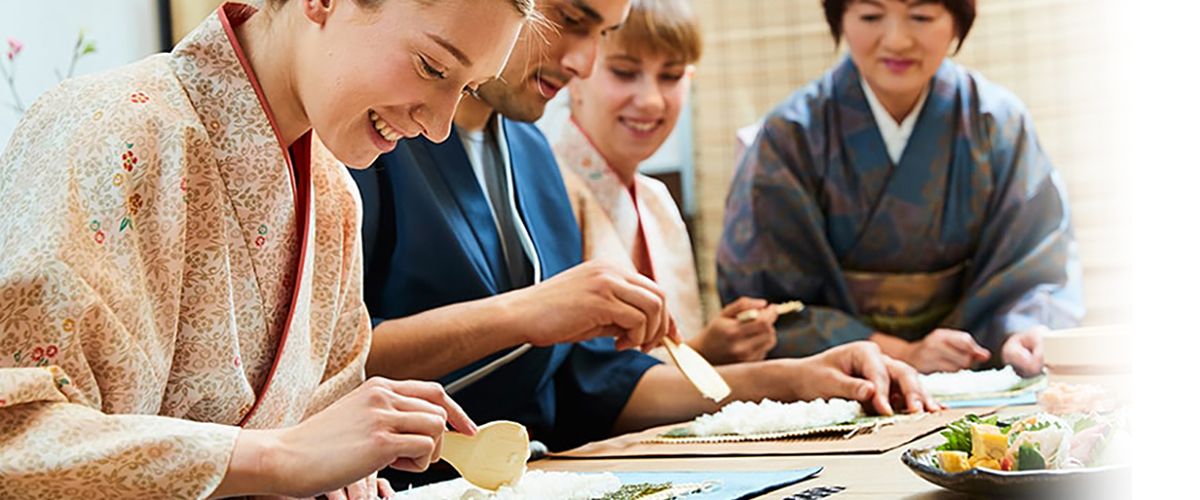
[1016,443,1045,471]
[936,414,1000,453]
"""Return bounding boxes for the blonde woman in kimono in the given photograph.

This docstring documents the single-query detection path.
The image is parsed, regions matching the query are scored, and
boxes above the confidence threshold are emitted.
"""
[552,0,784,367]
[718,0,1084,376]
[0,0,531,498]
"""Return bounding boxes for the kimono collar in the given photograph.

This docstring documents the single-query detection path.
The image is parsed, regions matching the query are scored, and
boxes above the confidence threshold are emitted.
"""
[554,116,650,270]
[860,74,929,164]
[170,3,310,184]
[556,117,629,188]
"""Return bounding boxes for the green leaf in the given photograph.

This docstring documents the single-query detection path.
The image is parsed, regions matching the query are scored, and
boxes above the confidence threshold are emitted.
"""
[936,414,1000,453]
[82,41,97,55]
[1017,443,1045,471]
[1069,415,1099,434]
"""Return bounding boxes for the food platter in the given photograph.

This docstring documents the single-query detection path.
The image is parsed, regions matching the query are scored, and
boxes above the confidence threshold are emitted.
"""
[901,410,1132,497]
[901,446,1131,496]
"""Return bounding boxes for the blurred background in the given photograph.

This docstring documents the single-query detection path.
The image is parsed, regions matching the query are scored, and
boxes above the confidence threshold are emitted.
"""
[1,0,1132,329]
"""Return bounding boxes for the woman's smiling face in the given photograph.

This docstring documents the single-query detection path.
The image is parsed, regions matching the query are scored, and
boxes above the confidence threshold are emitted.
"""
[842,0,956,106]
[568,45,692,176]
[295,0,525,168]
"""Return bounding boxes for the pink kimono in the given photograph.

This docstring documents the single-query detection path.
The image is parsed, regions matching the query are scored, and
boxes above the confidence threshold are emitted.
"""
[0,4,370,498]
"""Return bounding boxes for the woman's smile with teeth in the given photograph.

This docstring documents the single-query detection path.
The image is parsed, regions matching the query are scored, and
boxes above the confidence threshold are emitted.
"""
[370,110,404,142]
[621,118,660,132]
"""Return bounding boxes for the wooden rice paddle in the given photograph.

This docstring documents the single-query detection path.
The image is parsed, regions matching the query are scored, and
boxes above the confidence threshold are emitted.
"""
[440,420,530,490]
[662,337,732,403]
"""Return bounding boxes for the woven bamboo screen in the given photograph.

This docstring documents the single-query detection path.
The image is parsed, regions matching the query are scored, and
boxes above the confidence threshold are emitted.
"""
[689,0,1131,326]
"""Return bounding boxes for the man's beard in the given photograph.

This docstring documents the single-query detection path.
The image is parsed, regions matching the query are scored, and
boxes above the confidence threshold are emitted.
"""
[477,73,552,124]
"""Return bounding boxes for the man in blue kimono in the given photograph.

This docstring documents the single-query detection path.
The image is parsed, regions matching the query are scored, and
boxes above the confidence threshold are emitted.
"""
[352,0,939,477]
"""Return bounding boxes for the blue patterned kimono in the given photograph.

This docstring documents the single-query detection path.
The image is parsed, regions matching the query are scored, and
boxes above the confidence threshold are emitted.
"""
[717,57,1084,360]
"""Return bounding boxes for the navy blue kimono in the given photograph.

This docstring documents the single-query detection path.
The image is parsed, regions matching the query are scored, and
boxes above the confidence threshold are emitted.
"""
[350,118,659,453]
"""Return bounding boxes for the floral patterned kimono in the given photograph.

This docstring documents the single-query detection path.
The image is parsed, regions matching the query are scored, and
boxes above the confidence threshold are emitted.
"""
[0,4,370,498]
[552,119,705,345]
[717,57,1084,360]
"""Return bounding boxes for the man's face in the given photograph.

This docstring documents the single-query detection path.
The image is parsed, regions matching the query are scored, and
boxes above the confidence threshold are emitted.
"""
[475,0,632,123]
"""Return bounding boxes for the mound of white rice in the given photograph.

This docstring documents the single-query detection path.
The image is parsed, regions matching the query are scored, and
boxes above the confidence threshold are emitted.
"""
[919,366,1021,396]
[390,470,623,500]
[687,398,863,437]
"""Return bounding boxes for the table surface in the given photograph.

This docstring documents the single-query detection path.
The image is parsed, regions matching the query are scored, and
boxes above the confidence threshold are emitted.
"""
[528,408,1036,500]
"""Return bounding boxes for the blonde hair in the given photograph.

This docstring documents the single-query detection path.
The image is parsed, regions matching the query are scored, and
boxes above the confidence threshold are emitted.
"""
[608,0,703,64]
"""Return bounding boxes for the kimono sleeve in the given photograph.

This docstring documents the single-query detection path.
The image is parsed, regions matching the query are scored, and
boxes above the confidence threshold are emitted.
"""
[716,105,875,357]
[548,338,660,451]
[0,85,240,499]
[944,105,1085,354]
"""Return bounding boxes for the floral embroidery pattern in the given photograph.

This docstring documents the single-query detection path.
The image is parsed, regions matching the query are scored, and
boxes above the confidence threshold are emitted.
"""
[181,176,188,203]
[126,194,142,216]
[255,224,267,247]
[120,193,142,232]
[90,220,105,244]
[130,92,150,104]
[121,143,138,172]
[13,344,60,368]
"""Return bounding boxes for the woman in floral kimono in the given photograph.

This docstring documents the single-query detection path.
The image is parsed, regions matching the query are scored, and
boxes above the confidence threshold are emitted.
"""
[552,0,783,366]
[718,0,1084,376]
[0,0,529,498]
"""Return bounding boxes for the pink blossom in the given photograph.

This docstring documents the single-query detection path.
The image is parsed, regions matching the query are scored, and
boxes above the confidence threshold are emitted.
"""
[6,37,22,60]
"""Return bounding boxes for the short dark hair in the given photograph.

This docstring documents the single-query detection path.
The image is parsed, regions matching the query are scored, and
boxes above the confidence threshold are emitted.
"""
[821,0,976,50]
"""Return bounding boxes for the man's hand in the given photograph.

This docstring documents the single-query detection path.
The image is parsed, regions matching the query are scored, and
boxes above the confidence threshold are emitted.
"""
[688,297,777,364]
[779,342,943,415]
[502,260,680,351]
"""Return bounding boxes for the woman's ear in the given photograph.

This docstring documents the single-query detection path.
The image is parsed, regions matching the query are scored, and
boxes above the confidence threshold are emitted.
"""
[301,0,336,26]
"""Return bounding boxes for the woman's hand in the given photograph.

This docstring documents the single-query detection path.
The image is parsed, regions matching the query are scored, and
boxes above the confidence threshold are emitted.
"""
[1002,326,1047,377]
[688,297,777,364]
[891,329,991,374]
[311,473,397,500]
[212,378,475,499]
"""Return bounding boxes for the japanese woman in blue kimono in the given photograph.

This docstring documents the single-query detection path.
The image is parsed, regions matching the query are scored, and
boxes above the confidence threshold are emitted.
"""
[718,0,1084,376]
[0,0,530,498]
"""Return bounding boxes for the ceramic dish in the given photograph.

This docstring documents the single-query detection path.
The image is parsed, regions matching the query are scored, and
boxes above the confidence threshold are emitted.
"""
[901,446,1131,497]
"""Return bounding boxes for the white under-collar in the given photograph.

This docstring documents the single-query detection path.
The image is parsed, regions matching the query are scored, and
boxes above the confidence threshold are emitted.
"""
[860,76,929,165]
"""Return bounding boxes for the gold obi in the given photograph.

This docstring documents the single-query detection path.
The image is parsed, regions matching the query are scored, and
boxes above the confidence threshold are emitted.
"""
[842,262,967,339]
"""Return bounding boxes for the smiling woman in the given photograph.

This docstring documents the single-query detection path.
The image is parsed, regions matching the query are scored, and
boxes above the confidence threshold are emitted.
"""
[718,0,1084,377]
[0,0,531,498]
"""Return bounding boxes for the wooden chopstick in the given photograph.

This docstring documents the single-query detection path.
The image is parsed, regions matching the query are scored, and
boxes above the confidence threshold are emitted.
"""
[736,300,805,322]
